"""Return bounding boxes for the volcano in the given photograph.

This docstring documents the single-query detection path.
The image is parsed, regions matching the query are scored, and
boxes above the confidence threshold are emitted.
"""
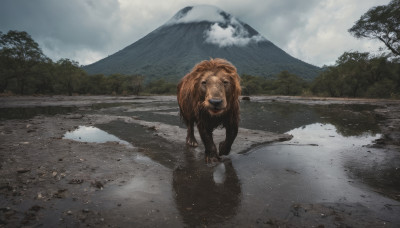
[83,5,321,81]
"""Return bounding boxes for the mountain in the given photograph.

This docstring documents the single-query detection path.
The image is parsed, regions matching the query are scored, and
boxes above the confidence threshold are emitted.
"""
[83,5,321,81]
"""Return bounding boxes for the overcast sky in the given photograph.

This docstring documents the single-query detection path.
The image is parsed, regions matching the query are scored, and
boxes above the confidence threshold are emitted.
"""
[0,0,391,67]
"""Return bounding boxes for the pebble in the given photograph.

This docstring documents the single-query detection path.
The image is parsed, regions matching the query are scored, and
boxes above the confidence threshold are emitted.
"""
[17,169,31,174]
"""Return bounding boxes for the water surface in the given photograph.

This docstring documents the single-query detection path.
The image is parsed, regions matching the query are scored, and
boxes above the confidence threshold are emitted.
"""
[63,126,133,148]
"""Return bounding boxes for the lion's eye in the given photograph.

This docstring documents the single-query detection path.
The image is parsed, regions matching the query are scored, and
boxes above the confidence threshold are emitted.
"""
[201,81,207,85]
[223,80,229,85]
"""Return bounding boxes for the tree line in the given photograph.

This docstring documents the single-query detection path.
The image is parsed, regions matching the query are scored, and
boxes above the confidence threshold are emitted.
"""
[0,30,150,96]
[0,31,178,96]
[1,0,399,98]
[240,51,400,98]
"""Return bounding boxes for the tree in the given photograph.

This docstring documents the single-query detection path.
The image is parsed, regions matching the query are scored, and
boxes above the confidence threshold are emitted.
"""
[107,74,125,95]
[124,75,144,95]
[31,58,56,94]
[55,58,84,96]
[349,0,400,56]
[144,79,176,94]
[240,74,263,95]
[83,74,108,95]
[311,51,400,98]
[274,71,306,95]
[0,30,47,94]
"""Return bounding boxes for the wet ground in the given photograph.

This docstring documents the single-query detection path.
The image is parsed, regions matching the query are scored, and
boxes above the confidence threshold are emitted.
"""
[0,95,399,227]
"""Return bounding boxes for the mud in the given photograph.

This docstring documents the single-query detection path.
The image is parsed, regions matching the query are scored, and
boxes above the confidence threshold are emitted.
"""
[0,95,399,227]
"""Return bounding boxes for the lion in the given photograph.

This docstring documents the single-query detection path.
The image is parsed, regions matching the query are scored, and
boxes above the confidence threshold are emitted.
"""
[177,58,241,163]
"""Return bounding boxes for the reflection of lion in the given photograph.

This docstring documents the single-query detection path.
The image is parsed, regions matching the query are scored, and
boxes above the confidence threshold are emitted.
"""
[173,158,241,226]
[177,58,241,162]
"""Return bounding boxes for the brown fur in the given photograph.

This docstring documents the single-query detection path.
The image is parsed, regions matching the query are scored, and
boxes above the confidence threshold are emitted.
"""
[177,58,241,162]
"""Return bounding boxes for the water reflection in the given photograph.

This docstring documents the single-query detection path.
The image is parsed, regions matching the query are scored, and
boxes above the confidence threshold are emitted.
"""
[173,149,241,226]
[314,105,380,136]
[63,126,133,148]
[96,121,181,169]
[285,123,381,148]
[240,101,380,137]
[238,102,319,133]
[230,122,392,222]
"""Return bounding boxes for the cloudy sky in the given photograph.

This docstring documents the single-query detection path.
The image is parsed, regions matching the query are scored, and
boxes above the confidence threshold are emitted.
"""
[0,0,390,67]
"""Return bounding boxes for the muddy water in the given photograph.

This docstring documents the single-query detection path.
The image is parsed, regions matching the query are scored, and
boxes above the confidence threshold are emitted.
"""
[56,100,399,226]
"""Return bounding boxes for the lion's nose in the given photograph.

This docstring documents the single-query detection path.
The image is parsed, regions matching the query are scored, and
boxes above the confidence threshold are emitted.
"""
[209,99,222,107]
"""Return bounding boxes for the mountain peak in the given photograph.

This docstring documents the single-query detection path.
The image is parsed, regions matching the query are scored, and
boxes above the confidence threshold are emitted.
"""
[165,5,266,48]
[166,5,227,25]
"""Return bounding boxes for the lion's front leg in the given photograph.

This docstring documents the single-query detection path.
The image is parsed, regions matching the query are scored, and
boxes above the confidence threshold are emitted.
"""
[186,120,198,147]
[197,123,220,163]
[219,121,238,156]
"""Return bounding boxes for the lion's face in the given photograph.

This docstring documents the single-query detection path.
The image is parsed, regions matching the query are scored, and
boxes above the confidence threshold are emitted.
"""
[199,70,233,116]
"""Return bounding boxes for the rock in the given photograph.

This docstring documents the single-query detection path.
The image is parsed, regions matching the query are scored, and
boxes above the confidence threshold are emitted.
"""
[68,179,84,184]
[91,180,104,189]
[53,189,67,198]
[148,126,157,131]
[30,205,43,212]
[17,169,31,174]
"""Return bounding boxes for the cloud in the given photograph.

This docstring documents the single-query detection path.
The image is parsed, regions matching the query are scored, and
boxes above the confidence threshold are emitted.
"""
[283,0,389,66]
[165,5,267,47]
[0,0,122,65]
[204,22,265,47]
[206,0,390,66]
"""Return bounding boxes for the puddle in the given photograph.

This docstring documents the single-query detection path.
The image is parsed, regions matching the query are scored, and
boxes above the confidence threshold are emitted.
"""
[284,123,381,147]
[63,126,133,148]
[239,102,380,136]
[228,122,397,222]
[95,121,183,169]
[213,163,226,184]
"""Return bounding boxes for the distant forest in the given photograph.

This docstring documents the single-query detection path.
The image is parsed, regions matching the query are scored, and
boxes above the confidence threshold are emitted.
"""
[1,0,399,98]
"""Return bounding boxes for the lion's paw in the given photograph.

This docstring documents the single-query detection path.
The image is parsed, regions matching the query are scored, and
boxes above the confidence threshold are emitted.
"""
[219,141,231,155]
[205,155,221,164]
[186,137,198,147]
